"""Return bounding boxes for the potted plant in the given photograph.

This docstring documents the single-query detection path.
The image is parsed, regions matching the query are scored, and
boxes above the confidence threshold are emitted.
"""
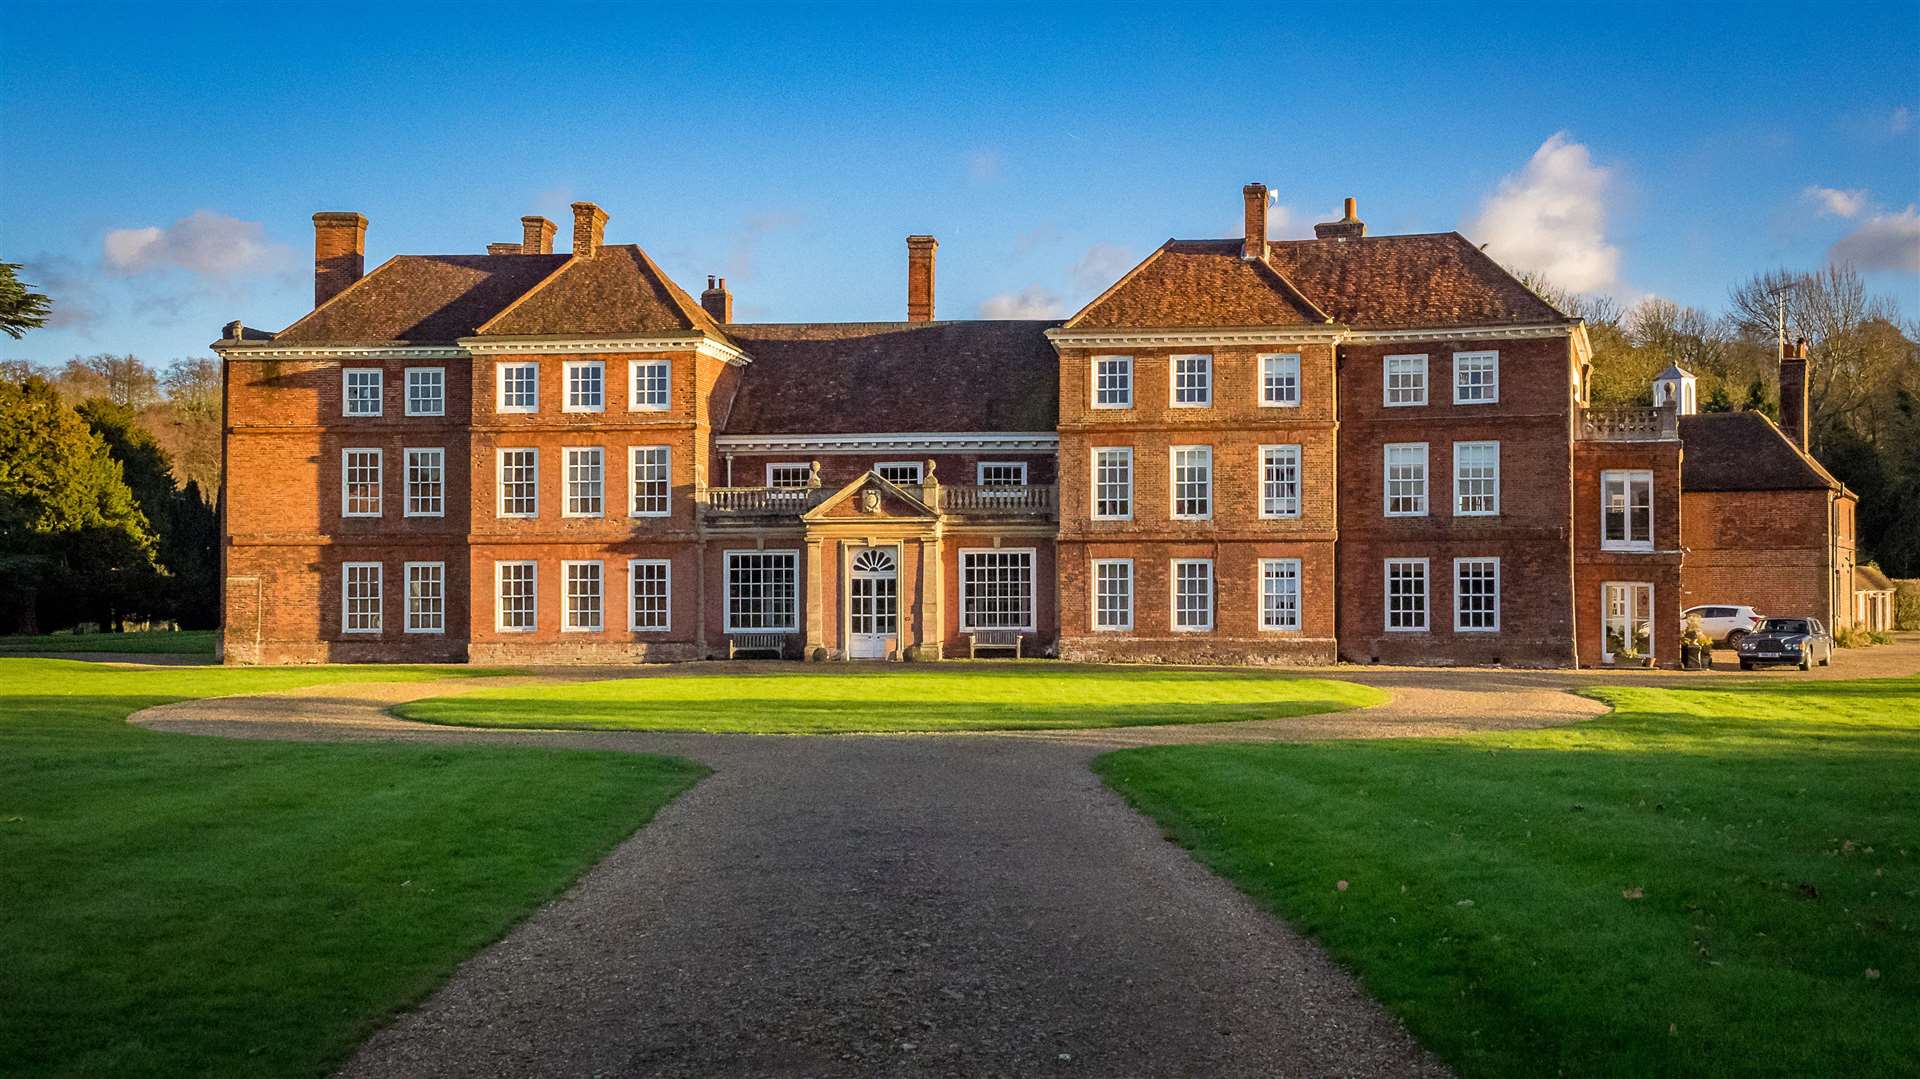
[1680,614,1714,670]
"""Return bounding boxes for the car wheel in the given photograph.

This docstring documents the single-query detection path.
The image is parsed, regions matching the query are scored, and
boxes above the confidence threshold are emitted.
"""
[1726,629,1748,646]
[1821,647,1832,667]
[1799,652,1812,671]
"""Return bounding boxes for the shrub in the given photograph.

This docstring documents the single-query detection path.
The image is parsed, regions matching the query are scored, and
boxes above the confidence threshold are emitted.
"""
[1834,626,1875,649]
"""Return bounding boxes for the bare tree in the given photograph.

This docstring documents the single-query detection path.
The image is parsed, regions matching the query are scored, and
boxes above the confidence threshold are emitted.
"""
[1729,264,1908,448]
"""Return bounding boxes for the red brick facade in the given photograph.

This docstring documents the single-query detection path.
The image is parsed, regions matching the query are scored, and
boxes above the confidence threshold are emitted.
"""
[215,190,1859,668]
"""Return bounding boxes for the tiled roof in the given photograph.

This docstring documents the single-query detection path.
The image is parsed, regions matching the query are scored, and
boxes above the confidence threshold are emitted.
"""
[1064,241,1327,330]
[1679,411,1842,493]
[1266,233,1569,329]
[273,254,569,343]
[722,321,1061,434]
[1857,563,1894,591]
[478,245,734,342]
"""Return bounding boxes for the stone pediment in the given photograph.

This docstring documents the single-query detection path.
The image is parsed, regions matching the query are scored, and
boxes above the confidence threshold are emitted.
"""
[802,472,939,523]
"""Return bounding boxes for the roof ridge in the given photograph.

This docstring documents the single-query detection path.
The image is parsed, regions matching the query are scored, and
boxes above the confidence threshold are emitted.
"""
[470,253,580,335]
[274,252,402,338]
[624,243,725,341]
[1253,253,1333,324]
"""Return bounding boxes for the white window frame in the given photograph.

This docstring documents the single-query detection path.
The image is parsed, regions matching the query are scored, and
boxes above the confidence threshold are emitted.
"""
[629,445,671,518]
[1259,353,1301,408]
[1092,355,1133,409]
[561,559,604,633]
[1169,445,1212,521]
[1384,557,1430,633]
[723,549,801,633]
[766,462,812,489]
[1454,557,1501,633]
[957,547,1038,633]
[403,447,444,518]
[628,559,672,633]
[874,461,924,485]
[1259,444,1302,519]
[1091,558,1133,632]
[1384,354,1429,407]
[628,359,670,412]
[1383,442,1429,517]
[1171,558,1215,632]
[342,367,382,417]
[562,446,605,518]
[1170,353,1213,408]
[1091,447,1133,521]
[1601,469,1655,552]
[1259,557,1302,632]
[496,448,539,518]
[341,561,383,634]
[494,560,537,633]
[341,448,383,518]
[1453,440,1500,517]
[562,360,605,413]
[403,366,445,417]
[403,561,446,635]
[1453,351,1499,405]
[496,361,538,414]
[976,461,1028,486]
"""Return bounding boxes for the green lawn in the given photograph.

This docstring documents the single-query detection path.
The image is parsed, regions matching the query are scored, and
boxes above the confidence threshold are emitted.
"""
[0,628,217,654]
[395,664,1389,733]
[1097,676,1920,1079]
[0,659,706,1079]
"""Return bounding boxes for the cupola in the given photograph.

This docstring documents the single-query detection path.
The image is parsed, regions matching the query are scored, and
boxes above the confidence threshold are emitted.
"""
[1652,363,1697,415]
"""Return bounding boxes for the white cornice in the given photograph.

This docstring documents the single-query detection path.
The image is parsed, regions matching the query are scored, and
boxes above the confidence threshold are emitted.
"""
[458,334,751,365]
[1341,322,1579,344]
[1046,326,1348,348]
[214,344,466,361]
[715,431,1059,455]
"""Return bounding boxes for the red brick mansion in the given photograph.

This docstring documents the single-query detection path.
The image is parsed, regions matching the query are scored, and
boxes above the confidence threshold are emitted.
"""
[214,187,1864,667]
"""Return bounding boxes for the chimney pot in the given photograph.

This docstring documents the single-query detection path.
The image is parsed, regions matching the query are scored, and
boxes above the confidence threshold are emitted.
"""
[906,235,938,322]
[1242,183,1269,261]
[521,215,557,254]
[700,275,734,324]
[571,202,608,258]
[311,211,367,308]
[1314,197,1367,240]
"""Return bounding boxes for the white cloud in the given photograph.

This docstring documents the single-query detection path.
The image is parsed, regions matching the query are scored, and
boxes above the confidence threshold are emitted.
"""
[1465,132,1621,294]
[1805,186,1868,218]
[1830,205,1920,273]
[1071,243,1135,294]
[980,286,1064,319]
[103,210,286,276]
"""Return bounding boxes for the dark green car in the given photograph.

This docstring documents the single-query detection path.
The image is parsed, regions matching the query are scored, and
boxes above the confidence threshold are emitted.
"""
[1736,617,1834,671]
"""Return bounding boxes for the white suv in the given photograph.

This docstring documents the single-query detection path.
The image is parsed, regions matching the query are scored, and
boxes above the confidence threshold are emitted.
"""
[1682,604,1762,645]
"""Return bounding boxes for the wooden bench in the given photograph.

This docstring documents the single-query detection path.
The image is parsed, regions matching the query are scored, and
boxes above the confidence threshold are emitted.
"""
[727,633,787,659]
[968,630,1024,659]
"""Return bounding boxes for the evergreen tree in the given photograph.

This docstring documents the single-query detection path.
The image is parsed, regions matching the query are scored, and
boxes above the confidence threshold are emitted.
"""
[0,261,51,339]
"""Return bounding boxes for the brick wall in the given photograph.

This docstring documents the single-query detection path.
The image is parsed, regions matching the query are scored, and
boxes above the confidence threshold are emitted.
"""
[1337,337,1578,665]
[1573,438,1683,666]
[1680,488,1841,627]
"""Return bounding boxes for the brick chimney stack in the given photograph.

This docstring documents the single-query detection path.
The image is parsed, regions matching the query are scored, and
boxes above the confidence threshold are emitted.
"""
[1314,198,1366,240]
[522,216,557,254]
[571,202,608,258]
[312,212,367,307]
[906,235,938,322]
[1780,336,1811,450]
[701,275,733,323]
[1242,183,1269,261]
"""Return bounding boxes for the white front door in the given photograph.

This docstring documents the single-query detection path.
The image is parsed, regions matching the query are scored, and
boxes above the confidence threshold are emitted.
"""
[1602,582,1654,663]
[848,547,898,659]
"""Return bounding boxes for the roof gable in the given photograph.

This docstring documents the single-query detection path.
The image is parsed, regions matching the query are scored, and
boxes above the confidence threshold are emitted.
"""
[1062,241,1328,330]
[1266,232,1569,328]
[476,244,734,344]
[273,254,570,344]
[803,472,937,522]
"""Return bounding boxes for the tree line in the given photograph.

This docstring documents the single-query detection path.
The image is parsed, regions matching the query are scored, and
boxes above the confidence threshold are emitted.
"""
[1,265,221,633]
[1522,263,1920,578]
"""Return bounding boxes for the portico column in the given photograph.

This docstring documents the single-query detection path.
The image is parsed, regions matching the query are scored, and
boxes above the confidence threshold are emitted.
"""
[804,537,825,661]
[921,532,944,660]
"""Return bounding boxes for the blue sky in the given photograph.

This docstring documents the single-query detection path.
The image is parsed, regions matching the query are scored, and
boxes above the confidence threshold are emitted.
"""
[3,1,1916,363]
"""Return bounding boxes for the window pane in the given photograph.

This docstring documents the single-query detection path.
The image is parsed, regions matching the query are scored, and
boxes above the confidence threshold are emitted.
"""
[496,562,536,631]
[343,449,381,516]
[1093,448,1131,519]
[1261,354,1300,406]
[1173,560,1213,630]
[1386,559,1428,631]
[1172,446,1211,518]
[961,550,1034,630]
[727,552,799,631]
[1262,445,1300,517]
[564,562,603,630]
[406,562,445,633]
[565,448,604,516]
[1093,559,1132,630]
[630,561,670,631]
[1261,559,1300,630]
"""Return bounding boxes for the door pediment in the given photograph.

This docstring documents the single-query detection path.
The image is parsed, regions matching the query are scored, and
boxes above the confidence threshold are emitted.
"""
[803,472,938,523]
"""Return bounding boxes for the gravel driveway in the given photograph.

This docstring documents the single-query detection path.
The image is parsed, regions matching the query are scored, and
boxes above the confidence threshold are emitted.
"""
[124,643,1919,1078]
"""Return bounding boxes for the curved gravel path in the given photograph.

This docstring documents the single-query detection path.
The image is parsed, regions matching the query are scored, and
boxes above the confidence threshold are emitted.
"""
[124,645,1917,1079]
